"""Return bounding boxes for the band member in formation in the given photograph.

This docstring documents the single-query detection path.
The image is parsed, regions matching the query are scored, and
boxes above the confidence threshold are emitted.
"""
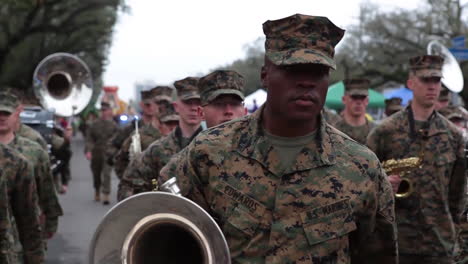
[0,90,63,244]
[85,102,119,205]
[156,102,180,136]
[384,97,404,117]
[159,14,397,263]
[367,55,466,264]
[106,89,161,168]
[333,78,375,144]
[118,72,247,201]
[0,89,45,263]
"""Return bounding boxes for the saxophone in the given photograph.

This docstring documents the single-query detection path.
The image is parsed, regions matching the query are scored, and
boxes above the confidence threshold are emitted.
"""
[129,119,142,161]
[382,157,422,198]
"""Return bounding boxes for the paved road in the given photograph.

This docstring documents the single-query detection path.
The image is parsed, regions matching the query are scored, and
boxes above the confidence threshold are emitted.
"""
[46,134,119,264]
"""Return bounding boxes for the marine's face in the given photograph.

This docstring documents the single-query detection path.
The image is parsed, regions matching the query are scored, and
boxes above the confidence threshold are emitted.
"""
[261,60,330,122]
[407,76,441,108]
[342,94,369,117]
[0,108,19,134]
[202,94,247,128]
[174,98,202,126]
[140,100,158,117]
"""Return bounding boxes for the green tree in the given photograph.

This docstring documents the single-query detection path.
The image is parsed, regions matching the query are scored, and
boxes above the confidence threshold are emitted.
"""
[334,0,468,100]
[213,37,265,96]
[0,0,127,103]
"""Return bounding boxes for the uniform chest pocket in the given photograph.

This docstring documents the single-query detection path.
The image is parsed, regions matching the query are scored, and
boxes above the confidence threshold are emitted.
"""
[225,206,260,237]
[300,199,356,246]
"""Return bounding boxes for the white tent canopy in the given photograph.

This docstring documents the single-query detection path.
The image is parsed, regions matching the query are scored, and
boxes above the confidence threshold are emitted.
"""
[244,89,267,112]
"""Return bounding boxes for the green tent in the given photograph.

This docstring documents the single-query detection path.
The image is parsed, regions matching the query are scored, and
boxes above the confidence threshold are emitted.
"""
[325,81,386,110]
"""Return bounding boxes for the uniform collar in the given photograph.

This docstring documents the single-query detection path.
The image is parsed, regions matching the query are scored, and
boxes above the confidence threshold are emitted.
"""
[235,105,336,176]
[404,105,448,137]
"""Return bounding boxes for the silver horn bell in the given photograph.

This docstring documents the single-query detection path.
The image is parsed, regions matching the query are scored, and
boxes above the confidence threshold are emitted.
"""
[89,192,231,264]
[33,52,94,117]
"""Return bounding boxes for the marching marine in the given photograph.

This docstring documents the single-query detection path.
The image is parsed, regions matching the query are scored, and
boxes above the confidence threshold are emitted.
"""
[367,55,466,264]
[159,14,397,264]
[85,102,119,205]
[118,76,204,201]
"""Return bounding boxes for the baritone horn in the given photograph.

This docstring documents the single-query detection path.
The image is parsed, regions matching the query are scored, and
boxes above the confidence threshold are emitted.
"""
[33,52,95,117]
[382,157,422,198]
[89,192,231,264]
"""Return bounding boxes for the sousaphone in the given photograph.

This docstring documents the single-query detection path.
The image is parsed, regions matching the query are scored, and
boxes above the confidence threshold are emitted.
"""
[33,52,94,117]
[427,40,464,93]
[89,192,231,264]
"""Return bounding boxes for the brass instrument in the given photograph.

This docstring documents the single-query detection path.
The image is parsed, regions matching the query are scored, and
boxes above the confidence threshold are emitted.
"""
[382,157,422,198]
[33,52,95,117]
[89,190,230,264]
[427,40,464,93]
[128,118,142,161]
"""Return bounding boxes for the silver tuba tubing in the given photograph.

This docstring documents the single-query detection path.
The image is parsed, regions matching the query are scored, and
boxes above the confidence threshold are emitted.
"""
[89,192,231,264]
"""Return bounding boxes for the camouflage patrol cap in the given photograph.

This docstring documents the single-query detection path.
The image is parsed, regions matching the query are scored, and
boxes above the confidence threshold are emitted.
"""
[198,70,245,106]
[151,86,174,103]
[438,85,449,102]
[409,55,444,78]
[140,90,153,103]
[439,106,465,121]
[159,103,179,123]
[174,77,200,101]
[0,90,20,114]
[344,78,370,96]
[263,14,345,69]
[385,97,404,112]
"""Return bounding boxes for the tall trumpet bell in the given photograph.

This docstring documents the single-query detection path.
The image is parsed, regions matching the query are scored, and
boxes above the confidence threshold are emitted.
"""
[89,192,231,264]
[33,53,94,116]
[427,40,464,93]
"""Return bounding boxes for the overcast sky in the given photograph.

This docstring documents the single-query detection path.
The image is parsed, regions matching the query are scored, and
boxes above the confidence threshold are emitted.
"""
[103,0,423,102]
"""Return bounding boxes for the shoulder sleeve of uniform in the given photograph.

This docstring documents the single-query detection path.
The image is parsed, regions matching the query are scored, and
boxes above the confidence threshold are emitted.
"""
[351,157,398,263]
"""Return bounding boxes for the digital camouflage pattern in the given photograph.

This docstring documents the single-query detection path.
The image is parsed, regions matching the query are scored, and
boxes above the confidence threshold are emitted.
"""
[367,106,466,261]
[343,78,370,96]
[199,70,245,106]
[321,108,342,126]
[409,55,444,78]
[151,86,174,103]
[333,119,376,145]
[114,123,161,180]
[0,143,44,264]
[385,98,404,114]
[118,125,202,201]
[174,77,200,101]
[159,108,398,264]
[17,123,48,151]
[9,136,63,237]
[263,14,345,69]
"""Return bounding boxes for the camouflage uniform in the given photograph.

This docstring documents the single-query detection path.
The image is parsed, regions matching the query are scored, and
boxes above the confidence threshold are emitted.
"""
[85,118,118,195]
[114,123,162,180]
[160,108,397,263]
[367,107,466,263]
[17,123,48,151]
[159,14,398,264]
[334,119,376,145]
[321,108,342,126]
[0,143,44,263]
[9,136,63,239]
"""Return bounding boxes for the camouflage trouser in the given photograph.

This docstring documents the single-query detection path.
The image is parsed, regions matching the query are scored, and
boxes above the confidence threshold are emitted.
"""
[456,222,468,264]
[400,255,455,264]
[91,157,112,194]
